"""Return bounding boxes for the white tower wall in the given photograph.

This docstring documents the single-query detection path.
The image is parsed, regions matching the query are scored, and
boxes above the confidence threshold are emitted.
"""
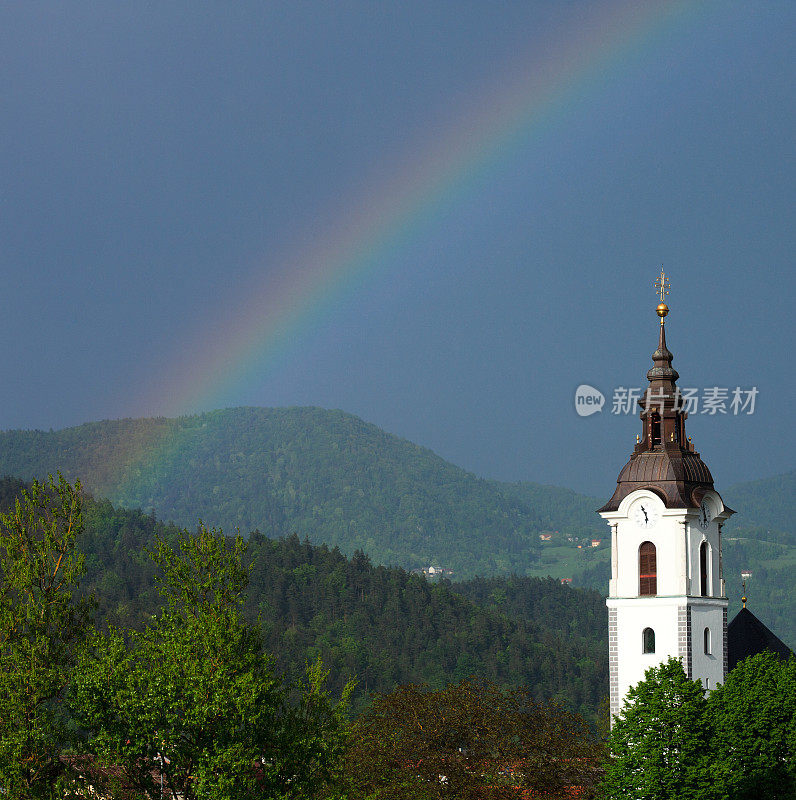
[602,488,729,719]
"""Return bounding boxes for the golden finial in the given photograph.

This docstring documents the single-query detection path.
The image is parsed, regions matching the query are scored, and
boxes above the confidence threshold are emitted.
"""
[742,579,747,609]
[655,267,670,322]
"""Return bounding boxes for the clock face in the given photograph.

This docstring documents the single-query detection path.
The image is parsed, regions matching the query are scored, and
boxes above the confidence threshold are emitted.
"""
[632,502,661,530]
[698,500,712,530]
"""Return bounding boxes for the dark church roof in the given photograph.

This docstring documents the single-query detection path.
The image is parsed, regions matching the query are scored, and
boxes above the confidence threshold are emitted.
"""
[727,607,794,672]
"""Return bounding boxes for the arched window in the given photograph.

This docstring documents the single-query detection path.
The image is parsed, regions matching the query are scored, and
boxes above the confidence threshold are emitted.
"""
[643,627,655,654]
[700,541,709,596]
[704,627,711,655]
[639,542,657,596]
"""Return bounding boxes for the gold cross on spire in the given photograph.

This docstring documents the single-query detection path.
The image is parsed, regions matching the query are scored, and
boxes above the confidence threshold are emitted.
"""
[655,268,670,303]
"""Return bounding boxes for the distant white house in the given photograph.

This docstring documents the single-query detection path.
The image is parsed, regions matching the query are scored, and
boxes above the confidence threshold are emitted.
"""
[412,566,454,579]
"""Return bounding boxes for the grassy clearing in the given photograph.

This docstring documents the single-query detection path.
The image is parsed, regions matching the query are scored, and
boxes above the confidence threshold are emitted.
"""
[526,544,609,580]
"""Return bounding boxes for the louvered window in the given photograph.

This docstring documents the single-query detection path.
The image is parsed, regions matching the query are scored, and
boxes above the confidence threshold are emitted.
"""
[651,412,662,447]
[639,541,657,596]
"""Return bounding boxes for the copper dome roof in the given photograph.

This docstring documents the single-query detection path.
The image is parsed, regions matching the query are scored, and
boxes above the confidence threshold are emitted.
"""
[599,448,714,511]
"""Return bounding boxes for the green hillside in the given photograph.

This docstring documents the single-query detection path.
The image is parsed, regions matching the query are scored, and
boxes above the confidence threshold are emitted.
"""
[723,470,796,538]
[0,407,571,578]
[0,408,792,644]
[490,480,602,537]
[0,477,608,721]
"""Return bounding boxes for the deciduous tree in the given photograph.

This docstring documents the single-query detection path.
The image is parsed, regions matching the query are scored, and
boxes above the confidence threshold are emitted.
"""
[72,524,352,800]
[341,678,601,799]
[708,651,796,800]
[600,657,714,800]
[0,475,92,798]
[601,654,796,800]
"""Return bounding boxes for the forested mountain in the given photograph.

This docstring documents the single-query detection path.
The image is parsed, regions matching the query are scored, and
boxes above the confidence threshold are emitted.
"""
[452,574,606,642]
[0,407,594,578]
[0,478,608,721]
[0,408,791,643]
[490,481,601,539]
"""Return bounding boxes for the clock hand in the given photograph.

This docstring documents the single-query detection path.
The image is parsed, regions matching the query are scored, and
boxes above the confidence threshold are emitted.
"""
[640,505,648,523]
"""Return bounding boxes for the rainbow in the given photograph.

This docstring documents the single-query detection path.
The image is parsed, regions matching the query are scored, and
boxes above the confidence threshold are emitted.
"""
[115,0,710,497]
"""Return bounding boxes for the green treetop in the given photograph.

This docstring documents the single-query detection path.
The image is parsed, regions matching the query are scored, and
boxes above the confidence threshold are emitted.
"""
[0,475,93,798]
[601,658,713,800]
[72,524,353,800]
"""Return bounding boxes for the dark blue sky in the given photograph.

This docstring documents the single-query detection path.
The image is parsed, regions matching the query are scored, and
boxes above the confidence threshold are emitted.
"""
[1,1,793,497]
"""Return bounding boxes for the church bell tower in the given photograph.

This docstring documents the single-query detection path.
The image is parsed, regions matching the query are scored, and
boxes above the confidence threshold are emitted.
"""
[599,272,733,720]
